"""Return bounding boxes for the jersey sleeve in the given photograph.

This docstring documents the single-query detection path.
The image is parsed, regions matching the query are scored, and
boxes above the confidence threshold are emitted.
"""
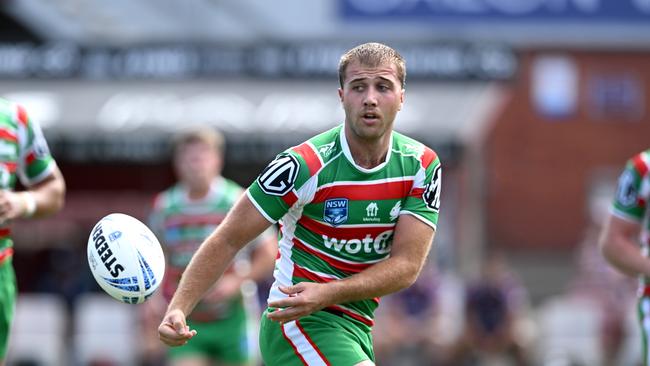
[401,148,441,230]
[611,153,649,223]
[247,149,312,223]
[16,104,56,187]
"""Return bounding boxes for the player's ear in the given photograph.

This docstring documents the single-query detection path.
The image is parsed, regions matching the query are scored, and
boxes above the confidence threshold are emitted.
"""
[338,88,344,102]
[398,89,405,111]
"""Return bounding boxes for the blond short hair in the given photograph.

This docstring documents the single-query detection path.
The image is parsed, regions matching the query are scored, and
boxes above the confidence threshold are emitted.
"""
[173,127,225,156]
[338,42,406,88]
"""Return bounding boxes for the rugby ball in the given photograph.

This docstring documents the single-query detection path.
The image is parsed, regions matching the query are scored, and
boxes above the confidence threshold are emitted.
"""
[87,213,165,304]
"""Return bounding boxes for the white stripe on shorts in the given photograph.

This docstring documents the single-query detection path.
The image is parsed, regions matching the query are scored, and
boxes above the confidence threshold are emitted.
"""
[282,320,328,366]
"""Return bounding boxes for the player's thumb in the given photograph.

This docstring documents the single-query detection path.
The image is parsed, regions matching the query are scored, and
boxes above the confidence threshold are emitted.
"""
[166,310,187,334]
[172,318,187,334]
[279,283,302,295]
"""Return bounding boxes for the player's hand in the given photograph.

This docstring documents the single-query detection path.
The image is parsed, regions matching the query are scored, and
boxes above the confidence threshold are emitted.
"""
[203,273,243,303]
[0,190,30,222]
[158,309,197,347]
[266,282,332,323]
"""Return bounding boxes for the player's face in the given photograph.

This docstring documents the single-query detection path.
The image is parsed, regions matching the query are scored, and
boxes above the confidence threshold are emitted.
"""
[338,60,404,142]
[174,141,221,190]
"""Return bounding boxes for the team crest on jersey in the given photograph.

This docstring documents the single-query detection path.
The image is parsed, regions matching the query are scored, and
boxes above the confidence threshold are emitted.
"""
[318,142,336,157]
[324,198,348,226]
[257,153,299,196]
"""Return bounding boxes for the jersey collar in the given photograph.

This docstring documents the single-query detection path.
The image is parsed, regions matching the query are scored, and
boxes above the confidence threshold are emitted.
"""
[339,125,393,174]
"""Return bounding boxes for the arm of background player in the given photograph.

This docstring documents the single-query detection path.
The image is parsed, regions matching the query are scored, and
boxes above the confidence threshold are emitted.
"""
[599,214,650,277]
[0,166,65,222]
[159,194,272,345]
[267,214,435,323]
[246,231,278,283]
[204,227,277,303]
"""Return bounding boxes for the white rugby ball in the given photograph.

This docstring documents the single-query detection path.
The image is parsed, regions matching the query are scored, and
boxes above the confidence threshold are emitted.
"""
[87,213,165,304]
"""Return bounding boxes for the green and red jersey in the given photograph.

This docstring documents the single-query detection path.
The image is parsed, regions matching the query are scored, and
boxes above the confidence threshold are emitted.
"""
[150,178,255,321]
[0,99,57,251]
[611,149,650,287]
[247,124,441,329]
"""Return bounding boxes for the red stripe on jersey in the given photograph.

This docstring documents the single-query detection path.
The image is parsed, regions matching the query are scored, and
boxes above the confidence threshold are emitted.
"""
[295,320,332,366]
[298,216,394,239]
[326,305,374,326]
[164,213,227,228]
[292,238,371,274]
[0,247,13,265]
[409,187,425,197]
[639,198,647,208]
[282,190,298,207]
[633,154,649,177]
[293,264,335,283]
[280,325,309,366]
[421,147,437,169]
[0,129,17,143]
[16,105,29,127]
[25,152,36,165]
[312,180,412,203]
[3,162,16,173]
[292,143,322,176]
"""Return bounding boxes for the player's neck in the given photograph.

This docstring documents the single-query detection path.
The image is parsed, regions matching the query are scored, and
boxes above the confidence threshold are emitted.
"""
[185,183,211,201]
[347,135,390,169]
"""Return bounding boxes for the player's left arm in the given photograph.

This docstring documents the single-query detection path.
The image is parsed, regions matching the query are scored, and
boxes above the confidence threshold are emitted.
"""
[267,215,435,323]
[0,164,65,222]
[599,214,649,277]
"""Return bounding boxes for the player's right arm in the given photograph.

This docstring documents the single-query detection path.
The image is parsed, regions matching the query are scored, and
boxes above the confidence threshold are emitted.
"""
[158,194,272,346]
[599,152,650,277]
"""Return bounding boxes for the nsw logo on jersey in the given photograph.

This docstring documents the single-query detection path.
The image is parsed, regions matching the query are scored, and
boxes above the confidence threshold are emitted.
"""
[423,165,441,212]
[324,198,348,226]
[257,153,299,196]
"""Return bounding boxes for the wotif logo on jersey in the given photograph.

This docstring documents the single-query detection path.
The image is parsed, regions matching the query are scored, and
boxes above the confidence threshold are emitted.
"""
[324,198,348,226]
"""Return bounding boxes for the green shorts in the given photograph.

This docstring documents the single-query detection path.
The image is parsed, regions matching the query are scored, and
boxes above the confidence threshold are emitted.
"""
[0,259,16,360]
[169,302,250,364]
[259,308,374,366]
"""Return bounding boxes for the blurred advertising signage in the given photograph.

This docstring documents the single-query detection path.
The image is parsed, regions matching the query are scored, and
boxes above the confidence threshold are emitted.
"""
[0,42,515,80]
[340,0,650,21]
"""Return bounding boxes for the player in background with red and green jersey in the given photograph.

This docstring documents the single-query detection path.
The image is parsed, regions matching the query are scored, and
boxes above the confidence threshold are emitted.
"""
[146,128,276,366]
[158,42,441,366]
[600,149,650,366]
[0,98,65,365]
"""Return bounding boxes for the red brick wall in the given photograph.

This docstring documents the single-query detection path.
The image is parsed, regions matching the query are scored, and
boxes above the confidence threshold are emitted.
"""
[485,50,650,250]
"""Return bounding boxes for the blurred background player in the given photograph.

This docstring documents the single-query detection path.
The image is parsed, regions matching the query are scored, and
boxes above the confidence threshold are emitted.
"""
[146,127,277,366]
[599,149,650,366]
[0,98,66,366]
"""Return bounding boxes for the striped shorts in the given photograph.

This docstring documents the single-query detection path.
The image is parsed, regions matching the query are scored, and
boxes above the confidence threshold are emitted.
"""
[259,308,374,366]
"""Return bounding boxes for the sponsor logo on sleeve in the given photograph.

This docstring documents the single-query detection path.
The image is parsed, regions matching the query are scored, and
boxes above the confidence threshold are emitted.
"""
[616,170,638,207]
[257,153,299,196]
[423,165,441,212]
